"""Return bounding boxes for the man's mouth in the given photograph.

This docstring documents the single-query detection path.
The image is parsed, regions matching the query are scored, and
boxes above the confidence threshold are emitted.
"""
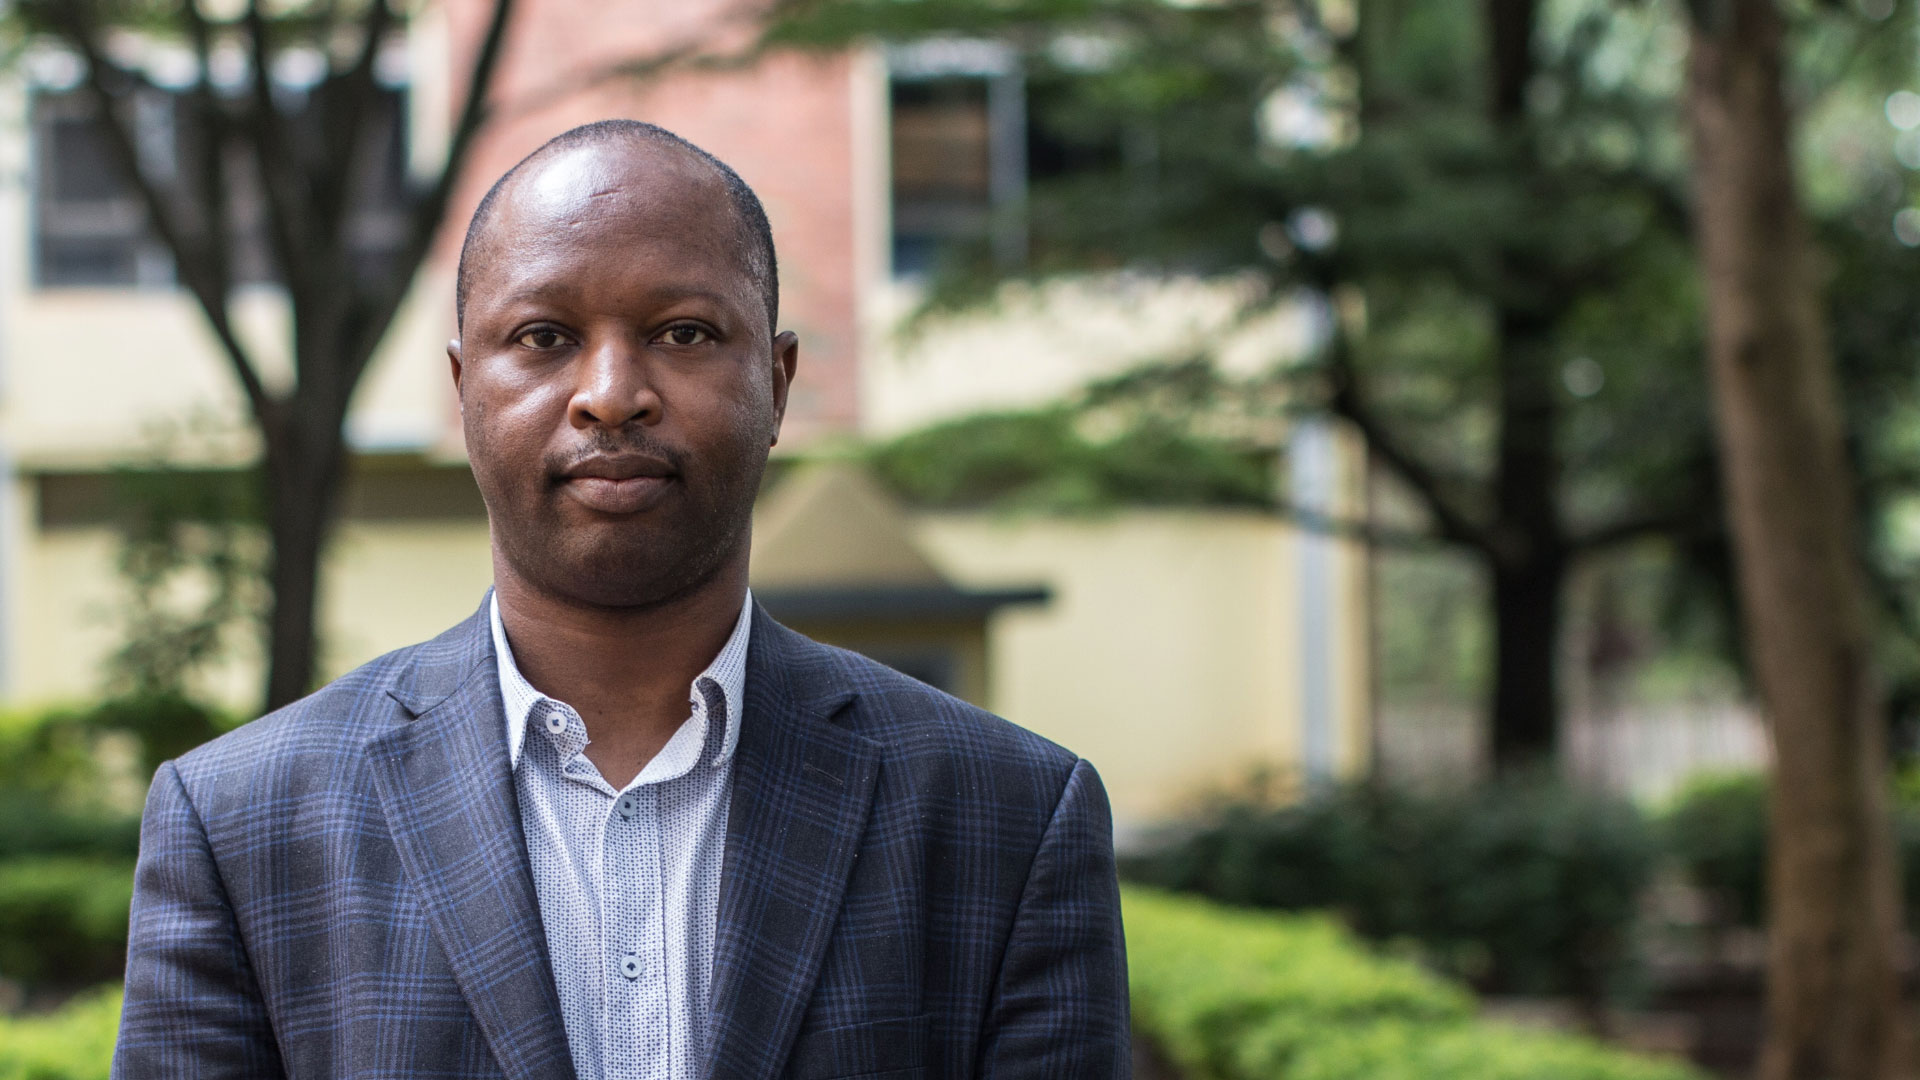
[557,453,678,514]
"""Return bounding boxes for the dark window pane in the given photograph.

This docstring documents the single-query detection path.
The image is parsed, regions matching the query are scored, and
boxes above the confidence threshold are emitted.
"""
[47,117,129,203]
[30,83,411,289]
[891,76,995,276]
[37,234,139,287]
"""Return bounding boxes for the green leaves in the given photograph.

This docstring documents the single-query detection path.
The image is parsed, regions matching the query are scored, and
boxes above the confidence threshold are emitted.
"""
[868,404,1276,512]
[1124,886,1706,1080]
[1123,778,1658,1001]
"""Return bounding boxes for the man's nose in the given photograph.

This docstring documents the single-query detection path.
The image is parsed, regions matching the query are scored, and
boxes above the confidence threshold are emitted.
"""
[567,339,661,429]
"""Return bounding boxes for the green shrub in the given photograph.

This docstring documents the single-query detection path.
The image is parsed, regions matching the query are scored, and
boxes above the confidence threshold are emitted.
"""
[1662,769,1920,935]
[0,859,134,990]
[0,696,219,864]
[1659,771,1768,927]
[81,693,225,779]
[0,799,138,863]
[1123,887,1705,1080]
[1123,778,1656,1001]
[0,985,119,1080]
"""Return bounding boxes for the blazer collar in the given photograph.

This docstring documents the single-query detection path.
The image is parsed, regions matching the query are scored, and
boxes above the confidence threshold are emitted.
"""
[706,605,882,1080]
[367,599,576,1080]
[369,597,882,1080]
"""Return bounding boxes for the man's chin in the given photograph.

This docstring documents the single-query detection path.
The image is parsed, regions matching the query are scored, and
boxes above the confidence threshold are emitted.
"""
[515,537,738,613]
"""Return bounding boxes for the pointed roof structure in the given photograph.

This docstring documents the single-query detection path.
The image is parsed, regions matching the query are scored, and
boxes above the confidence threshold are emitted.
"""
[750,461,1047,621]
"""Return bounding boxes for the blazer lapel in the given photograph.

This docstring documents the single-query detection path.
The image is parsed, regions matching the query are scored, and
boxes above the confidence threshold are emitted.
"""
[706,609,882,1080]
[365,604,576,1080]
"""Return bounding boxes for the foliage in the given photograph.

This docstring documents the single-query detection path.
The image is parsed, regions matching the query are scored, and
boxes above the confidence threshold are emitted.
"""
[1659,771,1769,927]
[0,697,226,819]
[1661,769,1920,935]
[1122,777,1656,1002]
[0,985,120,1080]
[1123,887,1705,1080]
[82,693,226,781]
[0,859,134,990]
[867,403,1275,512]
[771,0,1738,770]
[104,464,260,707]
[0,797,138,864]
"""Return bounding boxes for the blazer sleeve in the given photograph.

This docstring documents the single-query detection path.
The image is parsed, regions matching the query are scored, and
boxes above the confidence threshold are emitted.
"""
[113,761,286,1079]
[977,757,1131,1078]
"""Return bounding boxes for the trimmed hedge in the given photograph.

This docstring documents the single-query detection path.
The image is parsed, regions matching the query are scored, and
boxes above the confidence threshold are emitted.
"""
[0,986,118,1080]
[0,893,1704,1080]
[0,859,135,989]
[1123,779,1655,1000]
[1123,887,1706,1080]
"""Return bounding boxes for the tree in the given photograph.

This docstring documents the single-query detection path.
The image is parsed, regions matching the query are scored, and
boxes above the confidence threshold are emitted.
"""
[1684,0,1909,1074]
[771,0,1720,771]
[16,0,516,710]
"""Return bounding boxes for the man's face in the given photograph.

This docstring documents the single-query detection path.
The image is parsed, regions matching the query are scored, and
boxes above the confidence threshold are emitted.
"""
[451,142,797,610]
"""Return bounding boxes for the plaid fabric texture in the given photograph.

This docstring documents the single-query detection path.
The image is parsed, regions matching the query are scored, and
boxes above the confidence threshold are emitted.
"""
[113,598,1130,1080]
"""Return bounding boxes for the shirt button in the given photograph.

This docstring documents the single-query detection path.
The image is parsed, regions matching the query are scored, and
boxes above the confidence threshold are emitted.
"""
[544,712,567,736]
[617,796,635,820]
[619,953,642,980]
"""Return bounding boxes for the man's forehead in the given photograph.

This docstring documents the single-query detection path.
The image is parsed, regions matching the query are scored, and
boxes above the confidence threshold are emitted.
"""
[494,140,727,237]
[463,140,757,314]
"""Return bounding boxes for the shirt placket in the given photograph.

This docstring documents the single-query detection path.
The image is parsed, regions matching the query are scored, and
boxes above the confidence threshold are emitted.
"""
[603,782,667,1079]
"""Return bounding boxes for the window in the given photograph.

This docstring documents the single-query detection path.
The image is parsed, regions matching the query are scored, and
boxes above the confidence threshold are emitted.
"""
[32,90,176,287]
[30,77,410,290]
[887,41,1026,277]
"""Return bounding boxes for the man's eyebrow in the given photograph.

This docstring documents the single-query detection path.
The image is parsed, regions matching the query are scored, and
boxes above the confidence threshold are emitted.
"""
[486,283,742,313]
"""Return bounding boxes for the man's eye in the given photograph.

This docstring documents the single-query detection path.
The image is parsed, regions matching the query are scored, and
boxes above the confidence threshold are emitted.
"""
[515,328,568,349]
[660,325,711,346]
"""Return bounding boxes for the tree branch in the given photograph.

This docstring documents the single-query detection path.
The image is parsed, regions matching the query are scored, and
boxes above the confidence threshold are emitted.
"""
[1570,506,1712,553]
[181,0,234,307]
[46,5,273,423]
[347,0,516,379]
[241,0,313,307]
[1275,502,1452,550]
[310,0,395,250]
[1323,329,1493,553]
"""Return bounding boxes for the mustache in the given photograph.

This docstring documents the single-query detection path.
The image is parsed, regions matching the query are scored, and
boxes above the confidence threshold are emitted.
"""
[545,431,687,476]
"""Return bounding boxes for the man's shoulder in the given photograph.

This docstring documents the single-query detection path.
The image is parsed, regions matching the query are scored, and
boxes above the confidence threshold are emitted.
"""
[168,611,483,805]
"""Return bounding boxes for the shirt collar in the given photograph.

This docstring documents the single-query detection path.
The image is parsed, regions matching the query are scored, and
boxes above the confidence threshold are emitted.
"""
[490,589,753,772]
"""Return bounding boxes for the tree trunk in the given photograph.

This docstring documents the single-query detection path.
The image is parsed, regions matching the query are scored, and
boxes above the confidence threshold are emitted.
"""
[260,414,348,711]
[1686,3,1908,1077]
[1483,0,1565,772]
[1489,553,1563,771]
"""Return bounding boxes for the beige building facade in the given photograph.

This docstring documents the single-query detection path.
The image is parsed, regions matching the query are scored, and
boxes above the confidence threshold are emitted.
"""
[0,0,1372,831]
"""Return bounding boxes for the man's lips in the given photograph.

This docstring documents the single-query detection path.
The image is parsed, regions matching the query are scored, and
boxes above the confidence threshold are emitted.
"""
[556,454,677,514]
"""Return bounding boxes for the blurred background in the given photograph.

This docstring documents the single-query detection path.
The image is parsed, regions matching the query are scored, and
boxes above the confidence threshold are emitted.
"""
[0,0,1916,1077]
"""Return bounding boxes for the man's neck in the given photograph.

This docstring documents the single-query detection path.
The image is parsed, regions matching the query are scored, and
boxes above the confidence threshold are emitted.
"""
[493,564,748,788]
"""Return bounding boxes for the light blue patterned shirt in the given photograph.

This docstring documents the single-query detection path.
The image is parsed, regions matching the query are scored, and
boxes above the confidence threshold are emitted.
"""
[490,591,752,1080]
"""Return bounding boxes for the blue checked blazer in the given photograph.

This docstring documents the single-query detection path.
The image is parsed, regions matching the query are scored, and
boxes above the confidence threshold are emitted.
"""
[113,599,1129,1079]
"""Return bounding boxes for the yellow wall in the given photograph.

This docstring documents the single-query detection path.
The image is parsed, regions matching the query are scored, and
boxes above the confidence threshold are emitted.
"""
[11,507,493,708]
[916,510,1370,835]
[1,271,459,471]
[10,501,1369,835]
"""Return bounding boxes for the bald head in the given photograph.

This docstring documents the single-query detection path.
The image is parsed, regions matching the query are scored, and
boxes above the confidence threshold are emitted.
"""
[456,120,778,333]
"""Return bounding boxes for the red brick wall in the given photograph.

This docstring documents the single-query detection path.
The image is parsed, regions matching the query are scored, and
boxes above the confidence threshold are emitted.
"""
[438,0,861,443]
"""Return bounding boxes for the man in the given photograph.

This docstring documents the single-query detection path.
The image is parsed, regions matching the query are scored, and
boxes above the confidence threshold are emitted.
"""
[112,120,1130,1079]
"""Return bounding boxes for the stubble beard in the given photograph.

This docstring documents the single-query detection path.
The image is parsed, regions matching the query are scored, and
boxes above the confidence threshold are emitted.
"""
[498,485,755,613]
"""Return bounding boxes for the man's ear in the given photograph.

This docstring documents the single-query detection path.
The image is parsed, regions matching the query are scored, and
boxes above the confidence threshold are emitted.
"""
[769,331,799,447]
[448,339,465,413]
